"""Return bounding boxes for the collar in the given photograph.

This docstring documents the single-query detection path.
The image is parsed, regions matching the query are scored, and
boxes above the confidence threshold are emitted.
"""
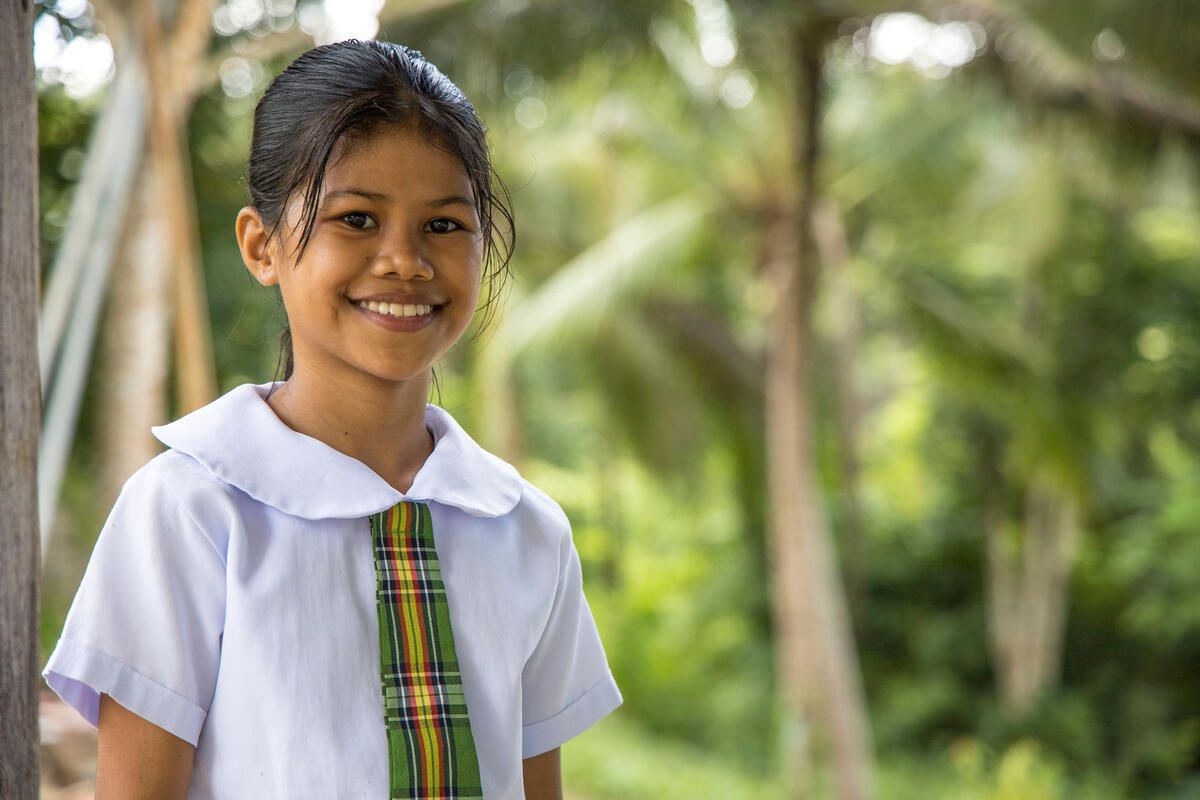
[150,382,523,520]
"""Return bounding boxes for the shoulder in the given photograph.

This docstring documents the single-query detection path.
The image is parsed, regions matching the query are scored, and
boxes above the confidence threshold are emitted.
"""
[121,448,243,511]
[112,449,244,560]
[511,476,569,530]
[504,473,575,556]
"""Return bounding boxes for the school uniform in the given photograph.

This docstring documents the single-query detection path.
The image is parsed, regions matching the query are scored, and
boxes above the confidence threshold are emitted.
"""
[42,381,623,799]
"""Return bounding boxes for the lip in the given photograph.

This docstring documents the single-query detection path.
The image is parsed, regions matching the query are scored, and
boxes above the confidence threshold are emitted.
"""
[350,298,442,332]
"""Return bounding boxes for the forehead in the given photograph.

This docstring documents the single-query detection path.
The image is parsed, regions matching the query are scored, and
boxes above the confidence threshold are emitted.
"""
[323,125,472,197]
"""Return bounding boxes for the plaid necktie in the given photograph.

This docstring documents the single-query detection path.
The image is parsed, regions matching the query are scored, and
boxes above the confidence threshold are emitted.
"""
[370,500,483,799]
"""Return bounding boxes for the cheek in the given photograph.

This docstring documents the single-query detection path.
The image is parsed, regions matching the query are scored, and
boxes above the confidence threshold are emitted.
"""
[275,263,341,325]
[469,238,486,281]
[445,239,484,286]
[464,263,484,306]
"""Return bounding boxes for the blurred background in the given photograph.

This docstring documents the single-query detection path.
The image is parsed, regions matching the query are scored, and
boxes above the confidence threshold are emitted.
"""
[33,0,1200,798]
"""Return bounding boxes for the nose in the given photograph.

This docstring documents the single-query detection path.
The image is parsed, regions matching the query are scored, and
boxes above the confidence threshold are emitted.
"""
[369,226,434,279]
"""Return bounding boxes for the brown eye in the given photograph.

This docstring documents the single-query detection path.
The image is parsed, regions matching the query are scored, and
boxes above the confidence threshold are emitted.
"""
[426,218,462,234]
[342,212,375,229]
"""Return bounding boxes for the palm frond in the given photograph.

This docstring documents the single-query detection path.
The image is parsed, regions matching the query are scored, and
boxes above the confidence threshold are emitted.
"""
[492,191,715,360]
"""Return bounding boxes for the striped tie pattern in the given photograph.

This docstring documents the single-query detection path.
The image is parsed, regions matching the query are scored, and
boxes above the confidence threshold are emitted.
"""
[370,500,483,799]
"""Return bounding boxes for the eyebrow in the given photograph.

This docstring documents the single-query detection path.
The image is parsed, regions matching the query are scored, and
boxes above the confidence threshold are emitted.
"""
[323,188,388,203]
[429,195,477,209]
[323,187,476,209]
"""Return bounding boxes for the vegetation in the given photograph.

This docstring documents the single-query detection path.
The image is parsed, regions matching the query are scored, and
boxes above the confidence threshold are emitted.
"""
[34,0,1200,797]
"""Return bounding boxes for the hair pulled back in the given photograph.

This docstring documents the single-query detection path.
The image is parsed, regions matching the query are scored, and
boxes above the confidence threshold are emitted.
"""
[245,39,514,385]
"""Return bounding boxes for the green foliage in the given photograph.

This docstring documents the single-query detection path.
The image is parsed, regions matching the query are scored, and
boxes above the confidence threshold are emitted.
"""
[187,88,286,389]
[34,1,1200,797]
[526,449,776,768]
[563,716,1128,800]
[562,713,786,799]
[946,738,1070,800]
[37,84,99,276]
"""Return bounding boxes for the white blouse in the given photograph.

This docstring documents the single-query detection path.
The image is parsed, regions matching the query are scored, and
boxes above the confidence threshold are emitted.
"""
[42,381,622,799]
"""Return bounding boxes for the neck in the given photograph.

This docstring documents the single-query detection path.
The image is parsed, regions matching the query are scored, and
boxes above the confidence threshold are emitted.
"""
[265,363,434,495]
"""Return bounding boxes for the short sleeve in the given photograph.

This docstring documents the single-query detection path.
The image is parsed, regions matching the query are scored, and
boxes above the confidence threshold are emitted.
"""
[520,522,622,758]
[41,458,227,746]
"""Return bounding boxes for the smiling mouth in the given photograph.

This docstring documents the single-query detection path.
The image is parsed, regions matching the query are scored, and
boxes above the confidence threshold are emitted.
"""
[351,299,442,319]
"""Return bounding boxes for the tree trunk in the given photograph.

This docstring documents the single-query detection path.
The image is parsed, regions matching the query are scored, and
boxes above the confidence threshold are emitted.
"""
[0,1,42,796]
[137,0,217,414]
[764,199,818,799]
[812,198,868,625]
[98,167,174,506]
[987,474,1081,715]
[95,0,214,502]
[763,21,874,800]
[985,258,1083,715]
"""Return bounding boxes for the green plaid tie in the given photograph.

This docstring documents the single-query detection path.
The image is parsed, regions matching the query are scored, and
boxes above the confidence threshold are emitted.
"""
[370,500,483,798]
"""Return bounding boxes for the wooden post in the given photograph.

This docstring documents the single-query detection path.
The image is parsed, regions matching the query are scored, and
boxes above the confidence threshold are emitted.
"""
[0,1,43,797]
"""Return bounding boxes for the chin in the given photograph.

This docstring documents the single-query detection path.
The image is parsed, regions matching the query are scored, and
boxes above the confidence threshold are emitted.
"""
[364,368,432,384]
[359,361,438,384]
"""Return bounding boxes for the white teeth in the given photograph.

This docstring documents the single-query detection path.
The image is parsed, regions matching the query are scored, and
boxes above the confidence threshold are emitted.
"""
[358,300,434,318]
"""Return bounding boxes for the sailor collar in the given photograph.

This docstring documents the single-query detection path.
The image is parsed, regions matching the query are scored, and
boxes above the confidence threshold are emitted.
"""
[150,382,523,520]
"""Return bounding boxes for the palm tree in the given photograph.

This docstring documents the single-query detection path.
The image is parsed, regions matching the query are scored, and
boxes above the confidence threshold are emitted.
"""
[471,10,877,796]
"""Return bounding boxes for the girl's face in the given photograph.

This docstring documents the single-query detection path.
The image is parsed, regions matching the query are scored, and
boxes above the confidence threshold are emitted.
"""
[238,124,484,387]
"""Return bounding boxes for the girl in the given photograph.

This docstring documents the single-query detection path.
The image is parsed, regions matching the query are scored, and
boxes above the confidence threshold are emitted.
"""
[42,40,622,799]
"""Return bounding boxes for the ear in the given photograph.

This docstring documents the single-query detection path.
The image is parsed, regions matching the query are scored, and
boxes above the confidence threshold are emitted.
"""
[236,206,280,287]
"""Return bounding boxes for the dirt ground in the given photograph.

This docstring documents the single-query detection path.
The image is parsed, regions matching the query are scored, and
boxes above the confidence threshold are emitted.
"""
[39,690,96,799]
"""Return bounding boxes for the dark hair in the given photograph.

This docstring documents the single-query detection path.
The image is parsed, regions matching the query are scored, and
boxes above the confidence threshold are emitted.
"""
[245,39,515,396]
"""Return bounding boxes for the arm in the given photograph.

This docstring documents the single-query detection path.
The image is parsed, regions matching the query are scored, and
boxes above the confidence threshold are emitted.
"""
[522,746,563,800]
[96,693,196,800]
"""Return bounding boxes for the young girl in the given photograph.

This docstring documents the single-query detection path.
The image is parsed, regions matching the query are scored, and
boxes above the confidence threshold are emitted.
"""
[42,40,622,799]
